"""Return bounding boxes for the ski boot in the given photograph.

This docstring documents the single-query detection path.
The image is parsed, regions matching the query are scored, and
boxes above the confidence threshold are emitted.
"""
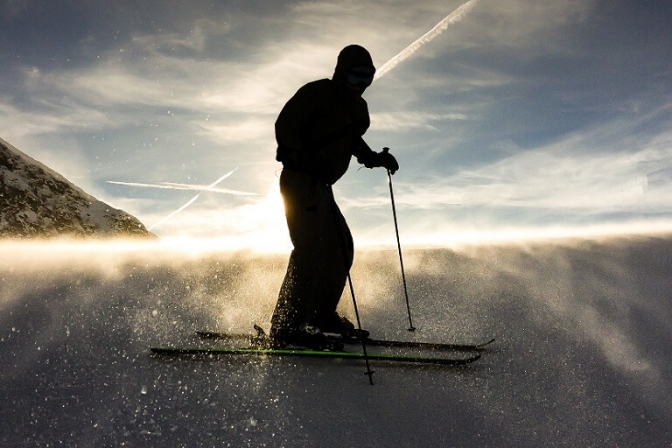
[270,323,344,351]
[314,312,370,340]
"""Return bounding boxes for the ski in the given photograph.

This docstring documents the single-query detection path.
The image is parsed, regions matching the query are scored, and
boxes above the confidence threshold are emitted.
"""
[150,346,481,366]
[195,330,494,352]
[341,336,495,351]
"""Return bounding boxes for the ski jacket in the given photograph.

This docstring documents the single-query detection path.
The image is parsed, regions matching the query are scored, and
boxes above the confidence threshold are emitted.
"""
[275,45,377,185]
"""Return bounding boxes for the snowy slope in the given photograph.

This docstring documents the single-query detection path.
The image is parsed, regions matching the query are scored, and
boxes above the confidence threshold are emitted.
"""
[0,137,152,238]
[1,236,671,447]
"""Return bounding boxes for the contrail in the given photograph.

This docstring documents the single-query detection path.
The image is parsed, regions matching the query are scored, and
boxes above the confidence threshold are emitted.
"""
[107,180,257,196]
[111,168,251,231]
[375,0,479,80]
[148,194,202,231]
[147,168,246,230]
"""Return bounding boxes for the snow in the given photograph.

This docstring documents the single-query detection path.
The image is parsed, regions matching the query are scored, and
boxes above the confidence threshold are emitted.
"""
[1,137,151,238]
[0,137,93,200]
[1,236,672,447]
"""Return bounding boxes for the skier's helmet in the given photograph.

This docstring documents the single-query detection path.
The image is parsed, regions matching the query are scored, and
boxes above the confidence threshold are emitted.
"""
[333,45,376,91]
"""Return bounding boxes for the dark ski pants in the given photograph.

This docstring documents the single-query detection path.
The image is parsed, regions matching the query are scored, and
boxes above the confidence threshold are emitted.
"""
[271,169,354,333]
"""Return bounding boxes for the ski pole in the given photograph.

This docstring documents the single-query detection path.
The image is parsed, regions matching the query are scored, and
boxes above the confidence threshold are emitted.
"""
[327,185,375,384]
[345,272,374,385]
[385,155,415,332]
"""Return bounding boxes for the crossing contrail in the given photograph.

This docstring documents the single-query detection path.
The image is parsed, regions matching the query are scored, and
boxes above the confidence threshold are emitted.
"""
[148,194,201,231]
[147,168,245,231]
[107,180,257,196]
[375,0,480,80]
[108,168,255,231]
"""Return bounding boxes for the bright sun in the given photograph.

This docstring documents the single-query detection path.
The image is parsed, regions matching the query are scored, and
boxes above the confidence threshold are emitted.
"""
[156,184,292,254]
[236,184,291,253]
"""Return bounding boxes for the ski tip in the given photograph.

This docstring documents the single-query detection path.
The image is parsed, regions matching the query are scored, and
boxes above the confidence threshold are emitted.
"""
[478,338,496,348]
[449,353,481,365]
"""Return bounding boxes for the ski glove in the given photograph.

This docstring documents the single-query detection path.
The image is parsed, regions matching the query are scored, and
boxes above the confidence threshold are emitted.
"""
[363,147,399,174]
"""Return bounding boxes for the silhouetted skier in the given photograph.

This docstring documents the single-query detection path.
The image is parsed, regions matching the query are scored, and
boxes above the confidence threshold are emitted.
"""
[271,44,399,348]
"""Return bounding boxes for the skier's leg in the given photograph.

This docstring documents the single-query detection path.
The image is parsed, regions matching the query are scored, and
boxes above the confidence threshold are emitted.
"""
[271,171,328,337]
[309,195,356,333]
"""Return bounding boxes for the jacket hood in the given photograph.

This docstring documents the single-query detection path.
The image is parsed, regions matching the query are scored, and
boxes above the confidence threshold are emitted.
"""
[332,45,375,84]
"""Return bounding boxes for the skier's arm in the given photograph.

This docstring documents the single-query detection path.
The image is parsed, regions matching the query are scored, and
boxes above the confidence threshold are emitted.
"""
[354,138,399,174]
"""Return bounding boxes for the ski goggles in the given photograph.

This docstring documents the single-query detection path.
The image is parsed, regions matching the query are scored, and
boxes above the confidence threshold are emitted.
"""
[346,65,375,90]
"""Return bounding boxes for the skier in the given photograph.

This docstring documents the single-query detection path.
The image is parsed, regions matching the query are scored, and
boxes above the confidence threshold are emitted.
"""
[270,44,399,348]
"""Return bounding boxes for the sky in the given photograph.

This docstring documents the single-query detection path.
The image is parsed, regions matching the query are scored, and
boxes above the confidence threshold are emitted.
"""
[2,0,672,251]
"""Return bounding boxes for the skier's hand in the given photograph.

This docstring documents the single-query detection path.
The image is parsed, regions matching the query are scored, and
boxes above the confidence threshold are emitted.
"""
[379,147,399,174]
[360,146,399,174]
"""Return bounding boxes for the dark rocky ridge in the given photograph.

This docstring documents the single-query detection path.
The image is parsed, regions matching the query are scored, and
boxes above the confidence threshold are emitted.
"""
[0,137,153,239]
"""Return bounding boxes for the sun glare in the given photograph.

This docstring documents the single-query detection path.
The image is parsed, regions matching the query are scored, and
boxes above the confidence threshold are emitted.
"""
[3,195,671,260]
[221,184,290,253]
[154,184,291,254]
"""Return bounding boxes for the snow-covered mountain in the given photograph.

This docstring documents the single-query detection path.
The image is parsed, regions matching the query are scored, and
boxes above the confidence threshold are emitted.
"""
[0,137,152,238]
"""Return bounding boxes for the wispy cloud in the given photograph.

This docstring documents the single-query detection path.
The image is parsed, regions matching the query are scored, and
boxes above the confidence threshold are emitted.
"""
[0,100,114,137]
[371,111,469,131]
[350,125,672,219]
[3,0,671,244]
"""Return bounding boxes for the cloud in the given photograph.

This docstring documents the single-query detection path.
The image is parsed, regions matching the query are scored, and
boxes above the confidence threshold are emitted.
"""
[455,0,596,51]
[193,116,275,145]
[0,99,114,137]
[3,0,671,244]
[371,111,469,131]
[6,0,597,143]
[405,132,672,214]
[128,18,225,55]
